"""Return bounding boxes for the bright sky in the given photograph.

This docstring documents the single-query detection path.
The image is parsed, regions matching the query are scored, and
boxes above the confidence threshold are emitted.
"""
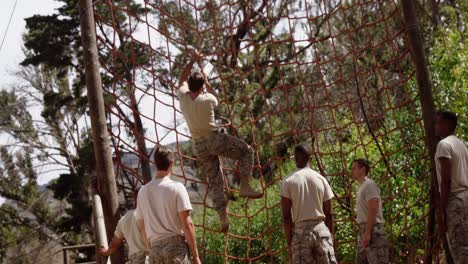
[0,0,63,87]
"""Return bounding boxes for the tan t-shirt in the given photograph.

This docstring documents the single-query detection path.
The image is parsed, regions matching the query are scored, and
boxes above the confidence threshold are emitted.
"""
[114,209,146,256]
[177,82,218,139]
[356,177,385,224]
[435,135,468,193]
[280,166,334,223]
[135,176,193,242]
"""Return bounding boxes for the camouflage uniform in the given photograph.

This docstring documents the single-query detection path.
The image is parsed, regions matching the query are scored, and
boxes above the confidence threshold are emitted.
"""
[446,190,468,264]
[292,220,337,264]
[356,223,389,264]
[149,236,190,264]
[192,131,254,211]
[127,252,147,264]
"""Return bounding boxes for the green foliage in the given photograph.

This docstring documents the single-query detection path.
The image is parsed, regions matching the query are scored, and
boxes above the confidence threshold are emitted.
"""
[151,1,445,263]
[430,26,467,141]
[0,146,39,206]
[0,90,38,142]
[0,146,60,262]
[318,100,430,262]
[1,26,95,260]
[193,184,289,263]
[22,14,79,74]
[48,137,95,234]
[9,0,157,252]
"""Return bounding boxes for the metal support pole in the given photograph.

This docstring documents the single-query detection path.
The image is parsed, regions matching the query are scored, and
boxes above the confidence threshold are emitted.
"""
[78,0,123,263]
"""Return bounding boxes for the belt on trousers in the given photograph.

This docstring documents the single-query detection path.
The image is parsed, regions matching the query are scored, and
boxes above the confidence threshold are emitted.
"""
[358,223,385,230]
[128,251,146,260]
[151,235,185,247]
[192,129,226,143]
[294,219,323,230]
[451,188,468,195]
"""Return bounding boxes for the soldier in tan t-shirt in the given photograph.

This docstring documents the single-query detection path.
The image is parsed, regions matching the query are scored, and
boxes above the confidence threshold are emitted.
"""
[99,189,147,264]
[136,146,200,264]
[435,111,468,264]
[176,50,263,232]
[280,144,336,264]
[351,159,389,264]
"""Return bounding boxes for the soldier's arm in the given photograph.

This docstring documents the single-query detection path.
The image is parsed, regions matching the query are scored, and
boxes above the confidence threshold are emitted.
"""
[137,218,151,252]
[281,196,293,252]
[178,210,200,264]
[99,236,124,256]
[365,198,379,233]
[178,50,200,89]
[439,157,452,232]
[361,198,379,247]
[202,72,219,101]
[195,56,219,101]
[323,199,334,234]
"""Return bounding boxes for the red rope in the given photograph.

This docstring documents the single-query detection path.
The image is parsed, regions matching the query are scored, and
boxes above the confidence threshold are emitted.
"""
[93,0,437,262]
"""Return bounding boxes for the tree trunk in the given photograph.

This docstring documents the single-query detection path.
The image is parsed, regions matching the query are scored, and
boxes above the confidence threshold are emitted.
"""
[78,0,124,263]
[430,0,440,27]
[401,1,452,263]
[127,85,152,183]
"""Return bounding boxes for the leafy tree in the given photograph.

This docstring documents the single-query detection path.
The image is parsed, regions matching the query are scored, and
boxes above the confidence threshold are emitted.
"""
[0,0,161,261]
[22,0,156,184]
[428,2,467,141]
[0,64,96,262]
[0,89,68,261]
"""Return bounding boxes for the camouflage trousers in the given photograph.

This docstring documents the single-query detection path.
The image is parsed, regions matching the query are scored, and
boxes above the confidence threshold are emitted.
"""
[291,220,337,264]
[127,252,147,264]
[356,223,389,264]
[192,131,254,211]
[149,236,190,264]
[446,189,468,264]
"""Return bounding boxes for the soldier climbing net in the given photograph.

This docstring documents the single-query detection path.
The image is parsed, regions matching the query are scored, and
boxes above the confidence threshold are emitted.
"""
[92,0,440,263]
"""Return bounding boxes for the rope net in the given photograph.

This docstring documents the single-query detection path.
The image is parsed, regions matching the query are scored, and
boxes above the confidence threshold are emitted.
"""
[93,0,439,263]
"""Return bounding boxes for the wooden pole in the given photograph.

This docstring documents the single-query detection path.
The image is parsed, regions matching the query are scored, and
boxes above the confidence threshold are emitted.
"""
[78,0,123,263]
[400,1,452,263]
[63,249,68,264]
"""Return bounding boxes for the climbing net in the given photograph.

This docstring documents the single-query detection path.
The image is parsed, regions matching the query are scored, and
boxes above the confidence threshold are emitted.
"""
[93,0,440,263]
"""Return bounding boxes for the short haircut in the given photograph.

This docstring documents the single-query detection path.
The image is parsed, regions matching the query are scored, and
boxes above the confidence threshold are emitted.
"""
[295,144,311,157]
[353,158,370,174]
[188,71,204,92]
[437,111,458,133]
[153,145,174,171]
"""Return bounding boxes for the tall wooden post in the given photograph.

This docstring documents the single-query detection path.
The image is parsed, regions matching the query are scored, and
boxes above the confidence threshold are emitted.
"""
[79,0,123,263]
[400,1,451,263]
